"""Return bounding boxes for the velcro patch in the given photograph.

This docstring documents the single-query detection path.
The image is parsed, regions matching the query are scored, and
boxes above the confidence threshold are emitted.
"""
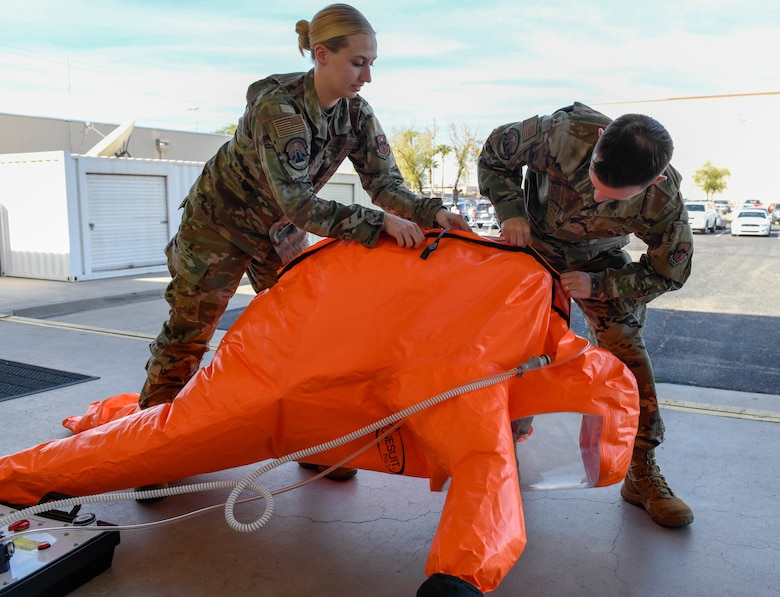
[521,115,538,141]
[285,137,309,170]
[273,114,306,138]
[668,241,691,266]
[498,128,520,160]
[376,134,390,159]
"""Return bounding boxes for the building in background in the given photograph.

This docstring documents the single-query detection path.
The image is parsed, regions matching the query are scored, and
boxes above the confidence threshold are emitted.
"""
[0,114,370,281]
[0,113,228,162]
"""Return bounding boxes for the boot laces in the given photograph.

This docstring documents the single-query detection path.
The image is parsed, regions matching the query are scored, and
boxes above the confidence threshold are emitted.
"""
[635,452,676,499]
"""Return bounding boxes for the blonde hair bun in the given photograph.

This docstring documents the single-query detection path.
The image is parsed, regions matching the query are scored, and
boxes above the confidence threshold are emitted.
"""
[295,19,312,55]
[296,4,374,59]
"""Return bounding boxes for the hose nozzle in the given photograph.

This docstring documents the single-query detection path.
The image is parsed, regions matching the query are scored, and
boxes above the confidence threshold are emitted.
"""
[516,354,551,375]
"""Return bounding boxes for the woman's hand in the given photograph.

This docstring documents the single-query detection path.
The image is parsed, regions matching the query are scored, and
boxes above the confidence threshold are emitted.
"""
[434,208,471,232]
[382,213,425,248]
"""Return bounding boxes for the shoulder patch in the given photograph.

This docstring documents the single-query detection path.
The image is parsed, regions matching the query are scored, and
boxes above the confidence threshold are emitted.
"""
[285,137,309,170]
[521,115,538,141]
[669,241,691,267]
[498,127,520,160]
[375,134,390,159]
[273,114,306,138]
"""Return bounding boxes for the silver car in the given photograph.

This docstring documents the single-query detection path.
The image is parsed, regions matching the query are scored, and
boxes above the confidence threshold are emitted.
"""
[770,203,780,225]
[473,199,498,229]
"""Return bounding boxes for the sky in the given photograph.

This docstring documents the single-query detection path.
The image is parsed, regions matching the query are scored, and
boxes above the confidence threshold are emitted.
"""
[1,0,779,197]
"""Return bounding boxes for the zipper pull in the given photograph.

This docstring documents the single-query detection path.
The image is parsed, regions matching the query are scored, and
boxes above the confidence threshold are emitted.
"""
[419,228,451,260]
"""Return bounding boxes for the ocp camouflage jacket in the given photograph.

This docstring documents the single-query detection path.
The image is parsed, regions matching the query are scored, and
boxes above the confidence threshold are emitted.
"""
[187,70,442,255]
[478,102,693,303]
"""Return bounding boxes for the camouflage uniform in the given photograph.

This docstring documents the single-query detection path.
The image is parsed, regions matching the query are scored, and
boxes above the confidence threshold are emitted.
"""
[140,70,444,408]
[478,103,693,449]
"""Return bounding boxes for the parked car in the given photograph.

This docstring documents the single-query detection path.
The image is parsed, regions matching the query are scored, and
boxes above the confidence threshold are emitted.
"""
[731,209,771,236]
[449,199,477,223]
[685,202,717,233]
[473,198,498,229]
[770,203,780,224]
[713,198,731,214]
[714,207,727,230]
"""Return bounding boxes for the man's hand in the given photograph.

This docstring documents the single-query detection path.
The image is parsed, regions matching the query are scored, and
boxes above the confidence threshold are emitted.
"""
[560,271,592,299]
[434,208,471,232]
[382,213,425,248]
[499,216,532,247]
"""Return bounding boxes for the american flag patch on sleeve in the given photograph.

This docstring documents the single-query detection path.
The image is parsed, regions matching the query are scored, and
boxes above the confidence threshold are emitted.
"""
[520,115,538,142]
[273,114,306,138]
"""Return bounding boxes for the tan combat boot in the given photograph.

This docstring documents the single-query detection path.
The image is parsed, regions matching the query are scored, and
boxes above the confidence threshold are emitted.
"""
[620,447,694,528]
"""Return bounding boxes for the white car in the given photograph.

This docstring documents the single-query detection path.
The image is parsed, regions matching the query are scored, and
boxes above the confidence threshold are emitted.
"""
[685,202,717,233]
[731,209,771,236]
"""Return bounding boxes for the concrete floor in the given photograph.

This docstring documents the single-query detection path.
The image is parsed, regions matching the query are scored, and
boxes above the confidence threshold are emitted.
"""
[1,273,778,596]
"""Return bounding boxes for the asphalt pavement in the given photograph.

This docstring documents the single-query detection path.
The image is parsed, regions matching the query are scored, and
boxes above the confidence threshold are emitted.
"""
[571,305,780,395]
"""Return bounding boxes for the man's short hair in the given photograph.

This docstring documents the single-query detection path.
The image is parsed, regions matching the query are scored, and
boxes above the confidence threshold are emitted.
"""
[592,113,674,188]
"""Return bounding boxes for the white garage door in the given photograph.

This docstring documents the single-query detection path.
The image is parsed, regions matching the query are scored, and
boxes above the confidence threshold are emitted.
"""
[307,182,358,244]
[87,173,169,272]
[317,182,355,205]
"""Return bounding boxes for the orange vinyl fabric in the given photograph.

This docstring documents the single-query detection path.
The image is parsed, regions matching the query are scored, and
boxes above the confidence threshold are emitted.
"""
[0,231,638,592]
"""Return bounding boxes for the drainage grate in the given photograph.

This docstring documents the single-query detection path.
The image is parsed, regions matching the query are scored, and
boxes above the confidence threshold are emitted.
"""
[0,359,99,402]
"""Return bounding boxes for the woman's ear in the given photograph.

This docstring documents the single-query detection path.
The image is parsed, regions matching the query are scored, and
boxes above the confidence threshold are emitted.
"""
[314,43,328,66]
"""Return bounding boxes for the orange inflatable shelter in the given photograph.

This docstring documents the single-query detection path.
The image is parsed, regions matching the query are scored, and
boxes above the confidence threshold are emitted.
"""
[0,231,638,592]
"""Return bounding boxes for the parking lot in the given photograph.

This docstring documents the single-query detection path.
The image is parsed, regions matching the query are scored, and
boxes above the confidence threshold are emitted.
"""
[580,223,779,395]
[473,214,779,396]
[639,219,779,318]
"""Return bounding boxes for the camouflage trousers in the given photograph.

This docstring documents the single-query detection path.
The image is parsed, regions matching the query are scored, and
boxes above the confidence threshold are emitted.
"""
[139,202,284,409]
[543,245,665,449]
[574,295,664,449]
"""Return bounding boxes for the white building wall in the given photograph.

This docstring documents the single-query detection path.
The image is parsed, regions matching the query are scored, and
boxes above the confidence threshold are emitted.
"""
[0,152,206,280]
[0,151,73,279]
[0,152,367,281]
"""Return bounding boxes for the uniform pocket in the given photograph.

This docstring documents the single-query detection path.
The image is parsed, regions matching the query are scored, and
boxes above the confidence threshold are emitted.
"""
[167,230,212,287]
